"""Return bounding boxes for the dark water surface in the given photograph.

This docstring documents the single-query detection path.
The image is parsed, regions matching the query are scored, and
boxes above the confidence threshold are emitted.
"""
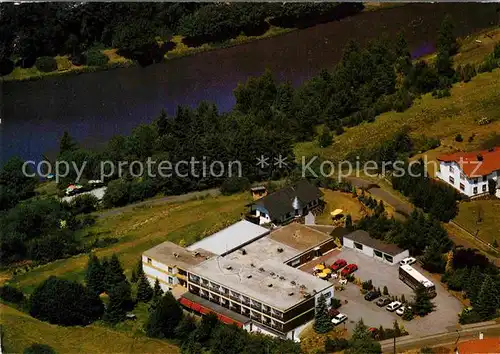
[2,3,498,162]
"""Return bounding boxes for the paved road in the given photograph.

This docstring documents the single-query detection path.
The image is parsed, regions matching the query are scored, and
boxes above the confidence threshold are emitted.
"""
[97,188,220,219]
[380,320,500,353]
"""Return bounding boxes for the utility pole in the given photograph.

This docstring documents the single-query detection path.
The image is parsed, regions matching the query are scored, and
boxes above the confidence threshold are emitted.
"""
[393,335,396,354]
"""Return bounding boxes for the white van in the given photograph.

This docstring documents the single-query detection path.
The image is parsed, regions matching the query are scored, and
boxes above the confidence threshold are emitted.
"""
[399,257,417,266]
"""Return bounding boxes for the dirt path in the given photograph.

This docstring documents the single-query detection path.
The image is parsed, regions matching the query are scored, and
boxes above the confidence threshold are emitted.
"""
[97,188,220,219]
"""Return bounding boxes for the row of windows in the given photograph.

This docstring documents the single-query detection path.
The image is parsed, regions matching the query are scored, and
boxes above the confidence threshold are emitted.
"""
[146,257,176,274]
[189,274,284,317]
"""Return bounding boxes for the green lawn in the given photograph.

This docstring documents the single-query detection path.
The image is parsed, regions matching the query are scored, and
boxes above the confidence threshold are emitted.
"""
[453,199,500,245]
[0,304,180,354]
[8,192,250,294]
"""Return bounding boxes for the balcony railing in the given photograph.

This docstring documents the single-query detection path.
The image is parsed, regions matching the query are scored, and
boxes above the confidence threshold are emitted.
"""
[262,307,271,315]
[271,311,284,320]
[230,295,240,302]
[271,323,283,332]
[189,277,200,284]
[251,303,262,311]
[251,313,262,322]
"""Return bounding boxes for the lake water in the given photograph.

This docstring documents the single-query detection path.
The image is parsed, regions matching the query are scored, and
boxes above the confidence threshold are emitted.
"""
[2,3,498,163]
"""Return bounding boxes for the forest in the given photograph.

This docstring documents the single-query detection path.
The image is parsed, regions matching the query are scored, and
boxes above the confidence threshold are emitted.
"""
[0,2,364,71]
[2,16,500,267]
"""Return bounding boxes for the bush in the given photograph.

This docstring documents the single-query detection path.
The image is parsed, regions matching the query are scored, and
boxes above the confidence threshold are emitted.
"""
[362,279,373,290]
[455,134,463,142]
[330,297,342,309]
[325,337,349,352]
[220,177,250,195]
[85,49,109,67]
[0,285,25,303]
[0,58,14,76]
[70,53,86,66]
[71,194,99,214]
[23,344,56,354]
[30,276,104,326]
[35,56,57,72]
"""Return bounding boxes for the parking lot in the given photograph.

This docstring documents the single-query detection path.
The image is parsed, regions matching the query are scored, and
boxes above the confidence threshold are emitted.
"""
[303,248,463,336]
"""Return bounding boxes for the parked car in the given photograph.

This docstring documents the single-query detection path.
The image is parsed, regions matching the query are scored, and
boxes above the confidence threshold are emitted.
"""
[331,313,348,325]
[341,264,358,277]
[364,290,381,301]
[328,308,340,318]
[396,305,411,316]
[368,327,379,338]
[386,301,402,312]
[399,257,417,266]
[375,296,391,307]
[330,259,347,272]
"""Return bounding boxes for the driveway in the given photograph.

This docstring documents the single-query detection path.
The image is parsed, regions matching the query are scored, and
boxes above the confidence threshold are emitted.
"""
[327,249,462,337]
[97,188,220,218]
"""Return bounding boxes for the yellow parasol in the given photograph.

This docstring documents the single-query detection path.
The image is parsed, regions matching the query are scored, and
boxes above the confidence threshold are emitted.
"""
[323,268,332,274]
[330,209,344,217]
[314,264,325,271]
[317,272,328,278]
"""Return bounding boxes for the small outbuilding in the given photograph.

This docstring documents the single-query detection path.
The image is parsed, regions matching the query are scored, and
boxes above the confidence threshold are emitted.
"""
[342,230,409,266]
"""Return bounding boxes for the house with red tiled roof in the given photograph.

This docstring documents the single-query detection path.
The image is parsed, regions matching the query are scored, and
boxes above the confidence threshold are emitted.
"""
[456,336,500,353]
[436,147,500,198]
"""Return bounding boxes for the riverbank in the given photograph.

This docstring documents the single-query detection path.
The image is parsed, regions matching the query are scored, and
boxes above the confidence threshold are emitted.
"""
[2,3,404,83]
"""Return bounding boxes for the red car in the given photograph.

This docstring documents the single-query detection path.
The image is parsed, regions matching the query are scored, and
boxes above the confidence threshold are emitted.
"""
[330,259,347,272]
[341,263,358,277]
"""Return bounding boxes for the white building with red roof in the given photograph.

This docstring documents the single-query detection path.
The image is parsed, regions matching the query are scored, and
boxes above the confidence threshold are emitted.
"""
[436,147,500,198]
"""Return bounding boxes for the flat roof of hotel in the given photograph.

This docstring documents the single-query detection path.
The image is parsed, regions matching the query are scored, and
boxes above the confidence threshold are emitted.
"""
[187,220,270,256]
[268,223,331,253]
[190,231,332,310]
[143,241,215,269]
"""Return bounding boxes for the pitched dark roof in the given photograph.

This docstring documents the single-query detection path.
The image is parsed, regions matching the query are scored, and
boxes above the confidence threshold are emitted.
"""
[344,230,405,256]
[252,180,323,220]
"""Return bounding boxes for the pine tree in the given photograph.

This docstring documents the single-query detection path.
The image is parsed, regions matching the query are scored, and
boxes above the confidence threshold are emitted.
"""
[174,315,197,341]
[475,276,499,320]
[383,286,389,295]
[345,214,353,230]
[437,15,458,56]
[318,126,333,148]
[445,250,454,274]
[346,319,381,354]
[153,278,163,298]
[103,280,132,324]
[105,254,126,291]
[59,131,77,155]
[413,286,435,317]
[401,294,406,304]
[85,254,105,296]
[131,268,138,283]
[313,294,332,333]
[145,292,183,339]
[136,273,153,302]
[135,258,144,278]
[393,320,401,337]
[402,306,414,321]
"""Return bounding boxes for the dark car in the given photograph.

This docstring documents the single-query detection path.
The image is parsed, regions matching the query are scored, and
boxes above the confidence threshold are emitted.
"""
[368,327,379,339]
[341,263,358,277]
[375,296,391,307]
[328,308,340,318]
[364,290,381,301]
[330,259,347,272]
